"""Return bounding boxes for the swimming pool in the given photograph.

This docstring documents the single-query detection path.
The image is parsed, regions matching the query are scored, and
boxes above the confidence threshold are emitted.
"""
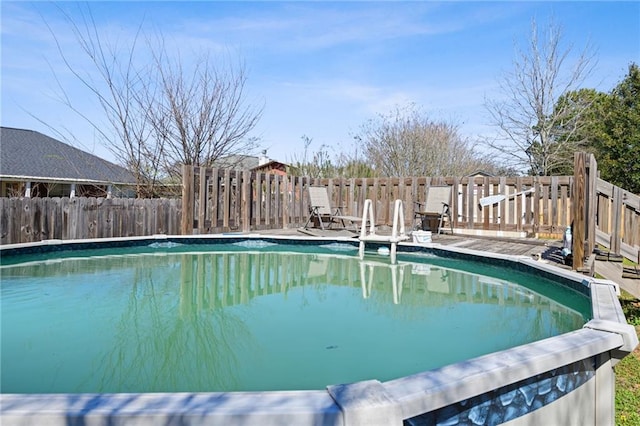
[1,242,590,394]
[0,234,637,425]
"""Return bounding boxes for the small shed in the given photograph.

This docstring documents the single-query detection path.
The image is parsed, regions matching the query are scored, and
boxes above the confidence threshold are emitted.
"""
[251,160,291,176]
[214,150,291,176]
[0,127,137,198]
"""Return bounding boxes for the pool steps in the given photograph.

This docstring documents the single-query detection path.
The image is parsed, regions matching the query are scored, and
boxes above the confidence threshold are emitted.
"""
[358,199,409,263]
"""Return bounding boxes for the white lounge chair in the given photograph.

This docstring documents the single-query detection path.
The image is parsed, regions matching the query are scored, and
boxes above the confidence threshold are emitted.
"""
[414,185,453,234]
[303,186,363,231]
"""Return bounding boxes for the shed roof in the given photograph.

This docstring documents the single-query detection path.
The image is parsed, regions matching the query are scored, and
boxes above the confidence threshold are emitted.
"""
[251,160,288,172]
[0,127,136,185]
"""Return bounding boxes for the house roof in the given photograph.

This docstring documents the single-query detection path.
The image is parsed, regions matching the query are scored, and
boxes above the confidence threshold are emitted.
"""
[465,170,496,178]
[0,127,137,185]
[212,155,260,170]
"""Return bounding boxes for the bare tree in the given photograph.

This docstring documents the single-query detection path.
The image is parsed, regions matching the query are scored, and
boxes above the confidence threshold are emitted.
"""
[145,44,262,177]
[44,4,262,196]
[355,104,493,177]
[484,19,596,176]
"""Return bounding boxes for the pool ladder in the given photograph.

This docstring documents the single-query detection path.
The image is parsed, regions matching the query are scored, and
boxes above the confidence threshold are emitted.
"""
[358,199,409,264]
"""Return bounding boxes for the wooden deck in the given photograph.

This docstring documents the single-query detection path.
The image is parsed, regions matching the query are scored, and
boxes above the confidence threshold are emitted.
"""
[424,233,550,257]
[267,227,551,257]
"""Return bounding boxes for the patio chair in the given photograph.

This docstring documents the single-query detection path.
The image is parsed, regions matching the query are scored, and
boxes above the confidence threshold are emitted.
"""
[414,185,453,234]
[303,186,363,231]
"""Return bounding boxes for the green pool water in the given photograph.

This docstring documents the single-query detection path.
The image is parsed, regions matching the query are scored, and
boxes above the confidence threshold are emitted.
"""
[0,242,591,393]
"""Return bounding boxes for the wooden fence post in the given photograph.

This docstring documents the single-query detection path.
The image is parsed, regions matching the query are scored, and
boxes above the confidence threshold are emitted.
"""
[242,170,251,232]
[572,152,598,270]
[483,176,490,230]
[282,175,290,229]
[198,167,207,234]
[611,185,622,255]
[585,154,598,256]
[181,164,194,235]
[572,152,586,270]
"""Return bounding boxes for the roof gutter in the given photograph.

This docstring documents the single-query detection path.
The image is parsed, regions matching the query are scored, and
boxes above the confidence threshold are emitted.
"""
[0,174,136,186]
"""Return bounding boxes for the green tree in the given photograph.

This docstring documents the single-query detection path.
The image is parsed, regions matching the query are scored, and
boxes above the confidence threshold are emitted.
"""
[547,88,609,174]
[595,64,640,193]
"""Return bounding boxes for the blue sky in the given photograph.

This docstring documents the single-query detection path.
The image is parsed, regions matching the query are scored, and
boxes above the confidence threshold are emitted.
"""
[2,1,639,165]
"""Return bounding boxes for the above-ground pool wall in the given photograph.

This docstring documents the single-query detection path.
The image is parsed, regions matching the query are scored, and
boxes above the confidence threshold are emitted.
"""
[398,350,613,426]
[502,354,613,426]
[0,235,638,426]
[392,244,636,426]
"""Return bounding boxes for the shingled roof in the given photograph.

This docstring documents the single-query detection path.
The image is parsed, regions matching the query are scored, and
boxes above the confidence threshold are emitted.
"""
[0,127,136,185]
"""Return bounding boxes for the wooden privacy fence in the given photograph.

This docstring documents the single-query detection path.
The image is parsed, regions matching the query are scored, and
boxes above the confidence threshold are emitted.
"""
[594,178,640,263]
[180,166,309,234]
[570,152,640,266]
[2,156,637,264]
[0,197,181,245]
[182,165,574,237]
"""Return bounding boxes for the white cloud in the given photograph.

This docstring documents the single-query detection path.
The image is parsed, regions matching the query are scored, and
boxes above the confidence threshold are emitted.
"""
[172,2,520,54]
